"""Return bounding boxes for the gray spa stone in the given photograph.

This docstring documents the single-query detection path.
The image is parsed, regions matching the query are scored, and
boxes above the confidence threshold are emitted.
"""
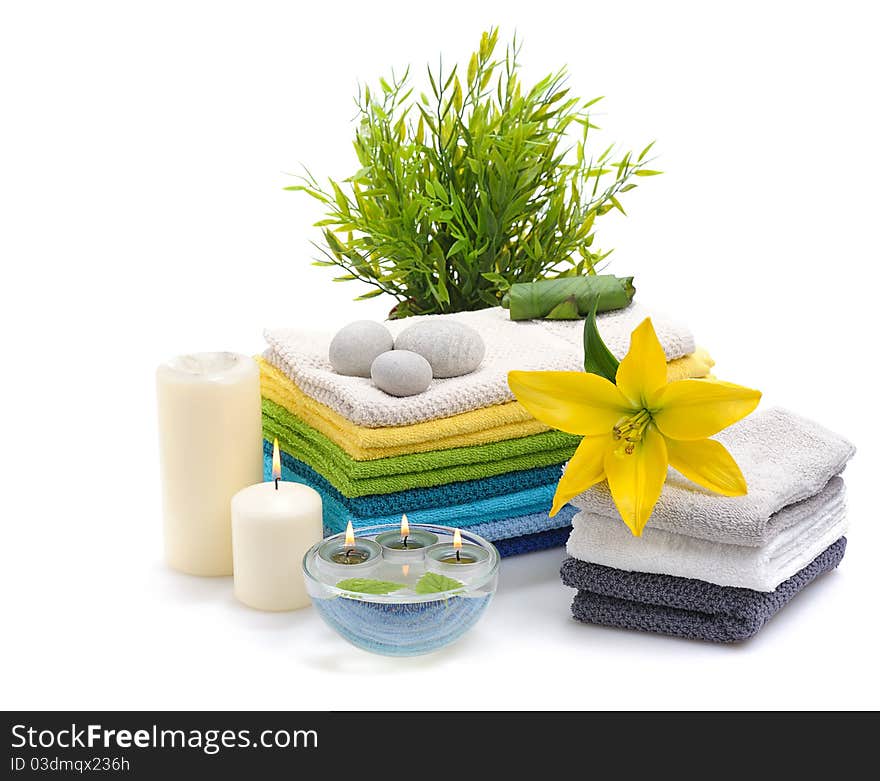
[394,320,485,378]
[370,350,433,397]
[329,320,394,377]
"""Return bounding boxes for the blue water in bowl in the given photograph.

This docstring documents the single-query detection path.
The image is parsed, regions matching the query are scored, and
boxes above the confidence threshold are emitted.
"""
[311,593,493,656]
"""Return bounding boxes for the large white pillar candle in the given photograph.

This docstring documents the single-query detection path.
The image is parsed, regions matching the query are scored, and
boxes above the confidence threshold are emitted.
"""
[232,467,323,611]
[156,352,263,576]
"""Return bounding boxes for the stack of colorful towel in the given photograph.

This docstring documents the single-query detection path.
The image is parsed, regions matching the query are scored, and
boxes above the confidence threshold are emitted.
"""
[259,305,714,556]
[561,409,855,640]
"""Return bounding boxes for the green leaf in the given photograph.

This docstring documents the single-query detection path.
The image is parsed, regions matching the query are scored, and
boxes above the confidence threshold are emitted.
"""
[637,140,656,162]
[467,52,478,86]
[355,288,385,300]
[480,272,511,290]
[583,299,620,382]
[329,180,350,216]
[634,169,663,176]
[414,572,466,595]
[448,238,469,257]
[545,295,580,320]
[336,578,406,594]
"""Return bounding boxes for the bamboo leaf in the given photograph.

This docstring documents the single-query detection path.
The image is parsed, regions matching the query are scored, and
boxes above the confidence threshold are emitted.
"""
[467,52,478,86]
[637,140,656,162]
[355,288,385,300]
[481,272,511,290]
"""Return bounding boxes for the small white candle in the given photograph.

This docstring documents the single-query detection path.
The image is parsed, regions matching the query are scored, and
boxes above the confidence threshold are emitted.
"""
[232,440,323,611]
[156,352,263,576]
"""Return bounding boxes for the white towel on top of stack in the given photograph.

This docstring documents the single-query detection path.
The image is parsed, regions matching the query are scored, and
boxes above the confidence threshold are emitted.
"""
[263,304,694,427]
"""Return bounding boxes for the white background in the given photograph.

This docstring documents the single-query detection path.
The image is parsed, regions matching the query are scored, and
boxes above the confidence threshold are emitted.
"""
[2,0,878,709]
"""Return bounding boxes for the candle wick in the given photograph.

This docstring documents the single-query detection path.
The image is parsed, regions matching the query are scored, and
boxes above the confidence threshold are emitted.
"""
[345,548,353,559]
[274,477,280,490]
[402,535,408,548]
[456,549,461,562]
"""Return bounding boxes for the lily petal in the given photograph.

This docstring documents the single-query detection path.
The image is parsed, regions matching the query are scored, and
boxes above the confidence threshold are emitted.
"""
[653,379,762,440]
[603,424,668,536]
[508,370,631,436]
[666,437,748,496]
[615,318,668,407]
[549,435,610,516]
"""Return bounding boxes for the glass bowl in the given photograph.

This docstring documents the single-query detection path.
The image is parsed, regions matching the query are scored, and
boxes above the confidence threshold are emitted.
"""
[303,524,499,656]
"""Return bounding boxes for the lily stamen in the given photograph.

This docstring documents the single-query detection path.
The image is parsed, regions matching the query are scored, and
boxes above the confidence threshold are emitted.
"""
[613,409,652,443]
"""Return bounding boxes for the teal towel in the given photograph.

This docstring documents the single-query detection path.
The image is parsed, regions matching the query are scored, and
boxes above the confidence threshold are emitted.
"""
[266,444,573,536]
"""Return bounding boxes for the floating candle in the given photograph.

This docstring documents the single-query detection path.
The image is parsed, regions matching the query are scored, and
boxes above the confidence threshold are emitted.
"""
[317,521,382,578]
[426,528,491,583]
[375,514,439,562]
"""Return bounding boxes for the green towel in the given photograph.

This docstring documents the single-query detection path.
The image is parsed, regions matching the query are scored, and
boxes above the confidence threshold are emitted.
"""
[262,398,579,497]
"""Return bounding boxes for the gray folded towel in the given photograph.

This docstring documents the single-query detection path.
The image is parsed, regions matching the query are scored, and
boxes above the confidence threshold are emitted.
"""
[561,538,846,643]
[571,408,854,546]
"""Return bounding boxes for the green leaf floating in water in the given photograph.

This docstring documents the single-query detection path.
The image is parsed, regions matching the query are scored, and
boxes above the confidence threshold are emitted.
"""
[583,298,620,383]
[335,578,407,595]
[414,572,466,595]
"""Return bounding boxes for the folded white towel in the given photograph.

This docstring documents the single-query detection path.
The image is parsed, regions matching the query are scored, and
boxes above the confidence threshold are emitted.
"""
[571,408,855,547]
[567,477,847,591]
[263,304,694,427]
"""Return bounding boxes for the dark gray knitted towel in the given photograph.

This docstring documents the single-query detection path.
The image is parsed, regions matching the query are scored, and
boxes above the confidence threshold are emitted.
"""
[560,538,846,642]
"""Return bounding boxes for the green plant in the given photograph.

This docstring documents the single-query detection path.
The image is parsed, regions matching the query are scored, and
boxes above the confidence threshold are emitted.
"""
[288,28,660,318]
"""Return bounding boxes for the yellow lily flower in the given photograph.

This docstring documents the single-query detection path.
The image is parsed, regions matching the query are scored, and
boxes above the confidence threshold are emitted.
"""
[508,318,762,536]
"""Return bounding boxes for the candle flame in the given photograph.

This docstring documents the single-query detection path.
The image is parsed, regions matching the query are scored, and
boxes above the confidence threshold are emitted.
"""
[344,520,355,548]
[453,528,462,550]
[402,564,410,577]
[272,437,282,481]
[401,513,410,538]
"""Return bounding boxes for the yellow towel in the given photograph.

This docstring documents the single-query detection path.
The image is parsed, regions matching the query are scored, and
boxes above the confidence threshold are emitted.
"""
[258,348,715,461]
[668,348,715,382]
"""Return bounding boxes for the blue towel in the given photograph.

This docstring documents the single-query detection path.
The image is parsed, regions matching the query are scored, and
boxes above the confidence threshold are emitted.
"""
[466,505,576,541]
[495,527,573,557]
